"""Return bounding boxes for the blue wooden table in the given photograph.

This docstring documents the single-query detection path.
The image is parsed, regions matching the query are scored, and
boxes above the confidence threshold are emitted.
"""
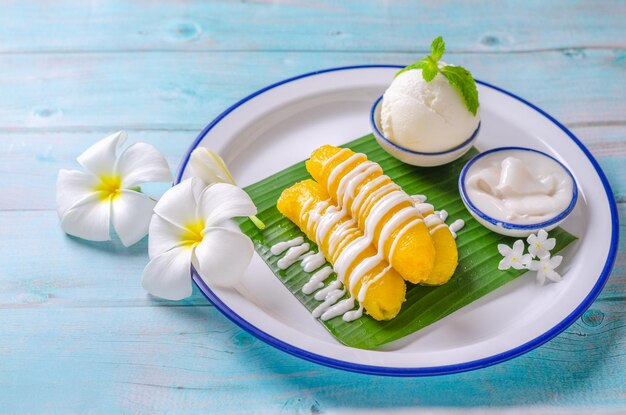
[1,1,624,413]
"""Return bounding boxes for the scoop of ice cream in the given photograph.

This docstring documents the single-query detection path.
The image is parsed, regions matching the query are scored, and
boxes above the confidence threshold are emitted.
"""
[380,68,480,153]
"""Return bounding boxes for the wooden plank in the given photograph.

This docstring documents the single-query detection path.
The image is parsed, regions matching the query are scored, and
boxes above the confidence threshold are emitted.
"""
[1,0,624,411]
[1,125,624,211]
[0,0,625,53]
[0,208,623,412]
[0,50,624,132]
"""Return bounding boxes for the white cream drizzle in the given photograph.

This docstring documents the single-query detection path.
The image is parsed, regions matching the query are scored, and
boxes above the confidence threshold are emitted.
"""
[271,234,363,323]
[276,242,310,270]
[270,151,469,324]
[449,219,465,239]
[314,280,343,300]
[412,199,464,239]
[270,236,304,255]
[302,266,334,294]
[312,288,346,318]
[412,194,427,203]
[301,251,326,273]
[438,209,449,222]
[321,297,356,321]
[343,305,364,322]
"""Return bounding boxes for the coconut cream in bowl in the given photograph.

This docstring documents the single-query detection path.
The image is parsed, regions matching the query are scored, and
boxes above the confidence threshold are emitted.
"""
[459,147,578,237]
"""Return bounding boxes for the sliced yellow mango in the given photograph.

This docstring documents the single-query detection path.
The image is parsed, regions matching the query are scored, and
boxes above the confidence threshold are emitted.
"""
[277,179,406,321]
[418,204,459,286]
[306,145,437,284]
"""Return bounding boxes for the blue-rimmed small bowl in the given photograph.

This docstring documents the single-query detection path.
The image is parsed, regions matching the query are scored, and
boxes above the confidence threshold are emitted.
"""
[459,147,579,238]
[370,95,481,167]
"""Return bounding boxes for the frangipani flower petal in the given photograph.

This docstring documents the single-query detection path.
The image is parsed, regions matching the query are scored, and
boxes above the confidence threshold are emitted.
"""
[56,169,99,219]
[153,178,205,228]
[58,131,173,246]
[112,190,157,247]
[193,227,254,288]
[199,183,257,227]
[189,147,235,185]
[77,131,127,176]
[147,214,187,259]
[60,193,111,241]
[116,142,172,188]
[141,246,193,300]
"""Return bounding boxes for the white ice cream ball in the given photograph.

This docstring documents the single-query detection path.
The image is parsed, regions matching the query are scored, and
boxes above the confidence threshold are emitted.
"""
[380,68,480,153]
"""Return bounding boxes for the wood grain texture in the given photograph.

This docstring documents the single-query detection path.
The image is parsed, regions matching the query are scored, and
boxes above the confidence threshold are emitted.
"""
[1,50,625,131]
[0,0,624,413]
[0,210,624,413]
[0,0,625,53]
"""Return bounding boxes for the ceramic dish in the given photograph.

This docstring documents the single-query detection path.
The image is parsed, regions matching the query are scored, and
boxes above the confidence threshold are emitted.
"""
[370,95,481,166]
[176,65,618,376]
[459,147,579,237]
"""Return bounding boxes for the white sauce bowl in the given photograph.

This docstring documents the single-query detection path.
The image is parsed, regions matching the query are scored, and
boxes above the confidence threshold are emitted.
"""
[370,95,480,167]
[459,147,579,237]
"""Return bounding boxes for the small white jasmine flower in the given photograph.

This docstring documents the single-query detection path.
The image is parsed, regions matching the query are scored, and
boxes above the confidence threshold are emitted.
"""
[527,229,556,259]
[141,177,257,300]
[497,239,532,270]
[56,131,172,246]
[529,255,563,284]
[189,147,265,229]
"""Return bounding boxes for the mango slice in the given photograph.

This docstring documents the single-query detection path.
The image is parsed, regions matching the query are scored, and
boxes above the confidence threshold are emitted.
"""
[306,145,437,284]
[277,179,406,321]
[418,204,459,285]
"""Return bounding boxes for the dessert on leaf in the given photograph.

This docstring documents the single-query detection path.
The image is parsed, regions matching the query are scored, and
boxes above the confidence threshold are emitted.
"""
[277,179,406,321]
[226,36,578,350]
[275,143,461,322]
[306,144,458,285]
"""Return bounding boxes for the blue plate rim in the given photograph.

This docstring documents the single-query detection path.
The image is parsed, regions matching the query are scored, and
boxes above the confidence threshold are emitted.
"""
[175,65,619,377]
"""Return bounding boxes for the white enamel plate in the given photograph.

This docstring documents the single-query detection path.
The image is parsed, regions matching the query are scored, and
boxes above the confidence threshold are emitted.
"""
[176,66,618,376]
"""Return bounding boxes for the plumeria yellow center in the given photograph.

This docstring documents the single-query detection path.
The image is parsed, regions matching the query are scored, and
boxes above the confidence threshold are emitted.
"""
[181,220,205,248]
[95,175,122,201]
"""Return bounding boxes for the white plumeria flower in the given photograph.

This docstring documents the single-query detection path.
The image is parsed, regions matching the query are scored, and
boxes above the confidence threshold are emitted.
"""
[141,177,256,300]
[529,255,563,284]
[497,239,532,270]
[56,131,172,246]
[189,147,236,185]
[189,147,265,229]
[527,229,556,259]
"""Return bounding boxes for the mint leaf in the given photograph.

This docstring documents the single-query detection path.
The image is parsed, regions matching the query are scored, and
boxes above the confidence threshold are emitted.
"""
[430,36,445,61]
[395,36,479,115]
[394,59,427,78]
[421,57,439,82]
[440,65,479,116]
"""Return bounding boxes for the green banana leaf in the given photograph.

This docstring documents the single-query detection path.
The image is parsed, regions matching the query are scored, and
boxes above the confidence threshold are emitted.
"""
[237,134,577,350]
